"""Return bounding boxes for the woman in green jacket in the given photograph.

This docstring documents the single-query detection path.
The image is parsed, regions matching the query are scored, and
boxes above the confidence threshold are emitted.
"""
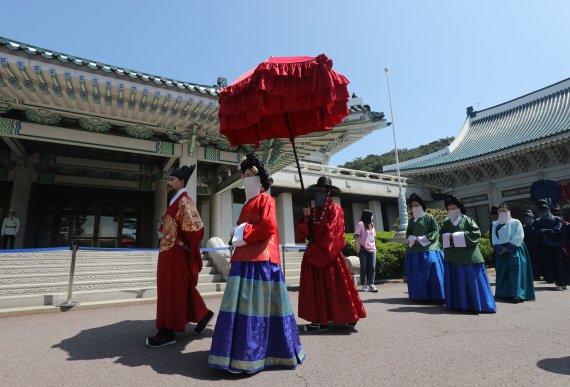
[440,194,496,313]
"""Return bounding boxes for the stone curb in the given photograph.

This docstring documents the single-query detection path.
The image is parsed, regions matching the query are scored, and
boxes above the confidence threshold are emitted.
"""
[0,291,225,318]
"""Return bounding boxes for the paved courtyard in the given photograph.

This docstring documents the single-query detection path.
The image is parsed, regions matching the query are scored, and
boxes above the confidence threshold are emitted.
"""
[2,275,569,386]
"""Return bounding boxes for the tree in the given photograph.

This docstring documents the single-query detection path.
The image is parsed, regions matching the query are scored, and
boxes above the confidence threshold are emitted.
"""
[340,137,454,173]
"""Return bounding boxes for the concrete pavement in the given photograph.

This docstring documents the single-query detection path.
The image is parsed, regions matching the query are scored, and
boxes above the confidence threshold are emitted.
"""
[1,275,569,386]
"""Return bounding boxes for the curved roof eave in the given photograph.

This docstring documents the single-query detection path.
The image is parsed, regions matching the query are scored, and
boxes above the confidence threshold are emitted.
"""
[0,36,220,96]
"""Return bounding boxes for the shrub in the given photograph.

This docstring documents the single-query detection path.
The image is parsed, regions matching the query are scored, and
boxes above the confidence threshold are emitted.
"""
[478,237,494,268]
[376,241,406,279]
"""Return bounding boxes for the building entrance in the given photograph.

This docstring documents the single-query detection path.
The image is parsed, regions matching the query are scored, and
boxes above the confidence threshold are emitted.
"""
[27,184,154,248]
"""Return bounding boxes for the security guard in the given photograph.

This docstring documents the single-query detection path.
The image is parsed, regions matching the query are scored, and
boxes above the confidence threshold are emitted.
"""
[1,209,20,249]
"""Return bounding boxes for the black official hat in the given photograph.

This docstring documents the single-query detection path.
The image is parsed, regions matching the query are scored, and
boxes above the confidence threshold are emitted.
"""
[308,175,341,195]
[170,165,195,185]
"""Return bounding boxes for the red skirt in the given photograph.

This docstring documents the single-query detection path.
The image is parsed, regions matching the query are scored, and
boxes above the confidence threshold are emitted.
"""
[298,254,366,324]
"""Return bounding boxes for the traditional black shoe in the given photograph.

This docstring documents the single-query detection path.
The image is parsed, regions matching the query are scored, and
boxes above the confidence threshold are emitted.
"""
[146,329,175,348]
[304,323,328,333]
[194,310,214,334]
[511,297,524,304]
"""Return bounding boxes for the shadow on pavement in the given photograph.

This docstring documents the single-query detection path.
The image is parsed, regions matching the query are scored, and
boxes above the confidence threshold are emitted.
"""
[52,319,253,381]
[536,356,570,375]
[386,306,448,315]
[362,297,410,305]
[297,324,355,336]
[533,287,561,292]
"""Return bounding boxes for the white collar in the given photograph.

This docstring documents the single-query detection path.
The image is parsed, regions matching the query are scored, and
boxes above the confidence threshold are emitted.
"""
[169,188,186,207]
[452,214,463,226]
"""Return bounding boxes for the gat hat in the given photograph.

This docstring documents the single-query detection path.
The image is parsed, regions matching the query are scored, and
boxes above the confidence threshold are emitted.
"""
[170,165,195,185]
[524,210,534,217]
[536,199,549,210]
[407,192,426,211]
[307,175,341,195]
[490,206,499,215]
[240,153,272,191]
[443,194,466,214]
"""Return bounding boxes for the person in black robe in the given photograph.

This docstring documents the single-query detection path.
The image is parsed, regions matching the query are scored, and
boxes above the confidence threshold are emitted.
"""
[532,200,567,290]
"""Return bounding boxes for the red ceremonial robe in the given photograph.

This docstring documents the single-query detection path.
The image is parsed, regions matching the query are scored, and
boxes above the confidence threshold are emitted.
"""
[156,191,209,332]
[298,198,366,324]
[231,193,280,264]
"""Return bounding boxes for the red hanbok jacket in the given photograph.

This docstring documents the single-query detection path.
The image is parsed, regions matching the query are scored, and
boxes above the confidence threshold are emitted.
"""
[231,193,281,265]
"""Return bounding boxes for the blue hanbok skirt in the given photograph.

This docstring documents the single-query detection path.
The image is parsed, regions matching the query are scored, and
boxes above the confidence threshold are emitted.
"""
[494,244,535,300]
[208,261,306,373]
[405,250,445,301]
[443,261,496,313]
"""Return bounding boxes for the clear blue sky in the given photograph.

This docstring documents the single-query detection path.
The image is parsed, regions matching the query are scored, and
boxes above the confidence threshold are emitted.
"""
[2,0,569,166]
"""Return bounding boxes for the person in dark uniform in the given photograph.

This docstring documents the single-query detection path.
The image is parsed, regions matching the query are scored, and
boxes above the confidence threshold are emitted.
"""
[532,199,567,290]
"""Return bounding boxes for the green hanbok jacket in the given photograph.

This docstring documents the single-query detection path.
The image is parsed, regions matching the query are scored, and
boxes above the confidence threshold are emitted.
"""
[405,213,441,253]
[439,215,484,265]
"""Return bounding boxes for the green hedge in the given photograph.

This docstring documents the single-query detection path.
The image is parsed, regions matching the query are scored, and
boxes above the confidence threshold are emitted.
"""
[343,232,494,279]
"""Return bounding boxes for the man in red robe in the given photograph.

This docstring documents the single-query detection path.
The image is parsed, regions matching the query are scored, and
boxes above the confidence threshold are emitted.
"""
[298,176,366,332]
[146,165,214,348]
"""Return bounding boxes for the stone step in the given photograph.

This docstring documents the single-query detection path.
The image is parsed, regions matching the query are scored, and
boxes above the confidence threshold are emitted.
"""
[0,262,216,277]
[0,281,227,310]
[0,272,222,297]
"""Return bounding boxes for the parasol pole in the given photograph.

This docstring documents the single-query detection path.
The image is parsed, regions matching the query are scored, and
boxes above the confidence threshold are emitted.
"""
[284,113,308,207]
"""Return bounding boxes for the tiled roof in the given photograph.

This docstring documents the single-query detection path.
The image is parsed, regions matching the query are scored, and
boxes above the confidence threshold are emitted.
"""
[0,36,220,96]
[385,77,570,172]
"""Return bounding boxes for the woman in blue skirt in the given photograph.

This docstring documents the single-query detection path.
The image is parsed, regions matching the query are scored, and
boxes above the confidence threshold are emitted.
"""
[491,202,535,302]
[405,193,445,303]
[440,194,496,313]
[208,154,305,373]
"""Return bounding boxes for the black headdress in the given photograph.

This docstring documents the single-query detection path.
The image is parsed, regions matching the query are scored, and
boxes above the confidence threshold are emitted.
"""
[443,194,466,214]
[407,192,426,211]
[240,153,272,191]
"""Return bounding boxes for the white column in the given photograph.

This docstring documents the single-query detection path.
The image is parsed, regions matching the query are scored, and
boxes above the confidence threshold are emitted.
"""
[210,189,233,241]
[368,200,385,232]
[152,179,167,247]
[179,142,198,203]
[9,167,32,248]
[199,198,210,242]
[488,182,500,206]
[276,192,295,245]
[351,202,365,233]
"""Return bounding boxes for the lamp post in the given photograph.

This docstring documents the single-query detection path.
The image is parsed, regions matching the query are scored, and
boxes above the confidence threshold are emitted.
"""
[384,67,408,234]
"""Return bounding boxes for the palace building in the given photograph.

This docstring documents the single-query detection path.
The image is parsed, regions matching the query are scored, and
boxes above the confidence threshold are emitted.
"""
[0,36,430,249]
[384,77,570,227]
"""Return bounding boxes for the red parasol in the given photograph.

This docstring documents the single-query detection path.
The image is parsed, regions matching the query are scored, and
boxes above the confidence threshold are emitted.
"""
[218,54,349,203]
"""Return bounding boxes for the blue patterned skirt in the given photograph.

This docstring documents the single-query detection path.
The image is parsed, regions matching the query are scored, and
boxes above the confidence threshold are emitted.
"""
[405,250,445,301]
[443,261,496,313]
[208,261,306,373]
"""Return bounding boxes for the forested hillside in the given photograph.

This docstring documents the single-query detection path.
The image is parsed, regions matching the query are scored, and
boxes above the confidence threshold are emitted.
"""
[339,137,454,173]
